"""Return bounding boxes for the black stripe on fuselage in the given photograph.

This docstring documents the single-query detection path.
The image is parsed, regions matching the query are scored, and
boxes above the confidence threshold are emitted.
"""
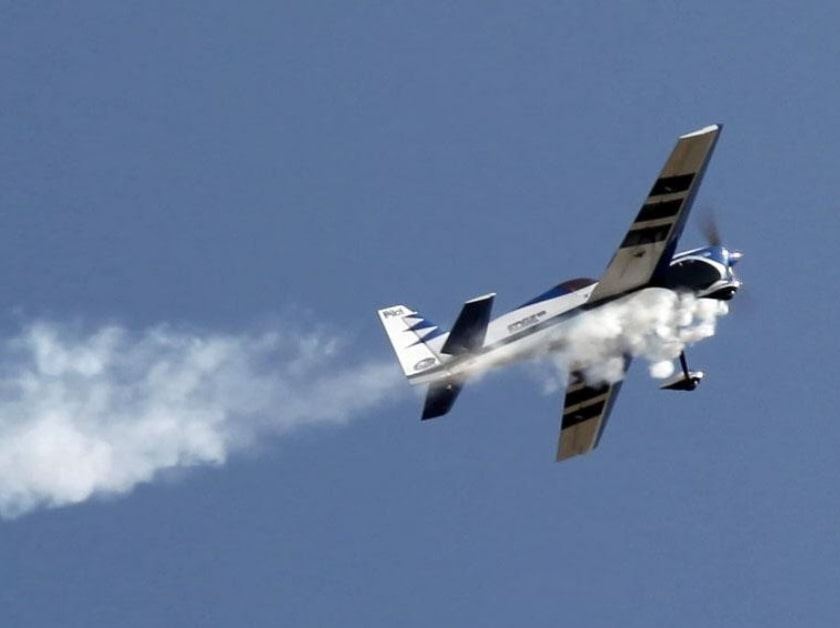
[650,173,694,196]
[635,198,683,222]
[562,399,607,428]
[621,224,671,248]
[564,383,609,408]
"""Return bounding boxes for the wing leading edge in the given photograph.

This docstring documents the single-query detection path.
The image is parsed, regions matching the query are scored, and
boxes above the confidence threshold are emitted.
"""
[588,124,722,303]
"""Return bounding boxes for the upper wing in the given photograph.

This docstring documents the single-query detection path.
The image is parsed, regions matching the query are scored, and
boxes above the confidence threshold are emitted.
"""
[588,124,722,303]
[556,362,630,461]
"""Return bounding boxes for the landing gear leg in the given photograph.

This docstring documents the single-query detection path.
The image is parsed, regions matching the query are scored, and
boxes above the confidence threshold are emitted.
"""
[679,351,691,380]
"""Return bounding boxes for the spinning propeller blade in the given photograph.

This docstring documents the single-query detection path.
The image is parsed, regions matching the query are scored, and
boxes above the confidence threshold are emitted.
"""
[699,207,722,247]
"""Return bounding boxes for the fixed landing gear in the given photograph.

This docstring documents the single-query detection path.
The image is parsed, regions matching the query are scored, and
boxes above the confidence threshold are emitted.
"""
[659,351,704,391]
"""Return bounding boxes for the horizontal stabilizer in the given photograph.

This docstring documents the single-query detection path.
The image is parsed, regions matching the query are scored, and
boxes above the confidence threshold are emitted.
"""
[422,380,464,420]
[441,293,495,355]
[377,305,442,378]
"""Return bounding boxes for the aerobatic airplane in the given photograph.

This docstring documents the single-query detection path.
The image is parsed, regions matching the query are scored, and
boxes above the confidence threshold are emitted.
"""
[378,124,741,461]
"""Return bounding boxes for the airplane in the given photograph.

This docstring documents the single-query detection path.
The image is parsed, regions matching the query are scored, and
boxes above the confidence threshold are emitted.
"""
[377,124,741,461]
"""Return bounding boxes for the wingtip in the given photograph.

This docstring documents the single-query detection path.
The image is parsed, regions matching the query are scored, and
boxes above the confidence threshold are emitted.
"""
[679,123,722,139]
[465,292,496,303]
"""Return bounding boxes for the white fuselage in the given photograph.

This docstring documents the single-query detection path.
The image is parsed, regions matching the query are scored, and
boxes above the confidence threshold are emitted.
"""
[403,244,741,386]
[409,283,597,385]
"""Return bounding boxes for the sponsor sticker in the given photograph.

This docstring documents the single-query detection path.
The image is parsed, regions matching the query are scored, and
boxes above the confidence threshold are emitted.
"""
[507,310,547,334]
[414,357,437,371]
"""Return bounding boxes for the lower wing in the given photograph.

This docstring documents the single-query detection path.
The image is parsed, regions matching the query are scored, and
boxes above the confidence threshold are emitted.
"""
[557,360,631,461]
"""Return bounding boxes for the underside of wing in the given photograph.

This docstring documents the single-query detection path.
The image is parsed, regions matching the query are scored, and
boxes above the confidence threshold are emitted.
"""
[556,362,630,461]
[588,124,722,303]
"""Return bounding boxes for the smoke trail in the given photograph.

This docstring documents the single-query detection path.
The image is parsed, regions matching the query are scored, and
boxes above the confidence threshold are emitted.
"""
[0,290,728,517]
[0,322,402,519]
[536,288,729,391]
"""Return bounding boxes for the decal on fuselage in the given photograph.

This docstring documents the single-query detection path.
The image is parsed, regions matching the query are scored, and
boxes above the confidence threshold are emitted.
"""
[507,310,547,335]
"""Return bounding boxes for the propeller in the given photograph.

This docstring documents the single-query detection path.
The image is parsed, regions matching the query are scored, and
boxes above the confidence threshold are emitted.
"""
[696,205,751,314]
[698,207,722,247]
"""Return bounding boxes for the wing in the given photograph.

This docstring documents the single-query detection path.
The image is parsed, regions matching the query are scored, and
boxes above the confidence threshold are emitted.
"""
[556,362,630,461]
[588,124,722,303]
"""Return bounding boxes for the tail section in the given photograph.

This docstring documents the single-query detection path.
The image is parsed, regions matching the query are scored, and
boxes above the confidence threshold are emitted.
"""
[378,294,493,418]
[377,305,444,379]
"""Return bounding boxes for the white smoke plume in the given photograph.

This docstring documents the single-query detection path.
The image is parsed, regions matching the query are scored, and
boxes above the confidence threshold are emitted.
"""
[0,322,402,519]
[0,290,727,518]
[536,288,729,392]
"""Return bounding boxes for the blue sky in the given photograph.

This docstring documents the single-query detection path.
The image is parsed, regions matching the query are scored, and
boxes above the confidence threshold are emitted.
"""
[2,2,839,626]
